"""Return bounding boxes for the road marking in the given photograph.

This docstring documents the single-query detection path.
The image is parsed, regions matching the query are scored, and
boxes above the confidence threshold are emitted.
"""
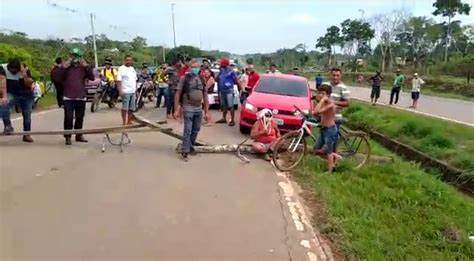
[11,108,61,122]
[352,97,474,127]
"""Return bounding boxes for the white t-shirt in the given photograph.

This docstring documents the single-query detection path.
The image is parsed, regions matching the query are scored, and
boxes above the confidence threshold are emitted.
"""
[117,65,138,94]
[411,78,425,92]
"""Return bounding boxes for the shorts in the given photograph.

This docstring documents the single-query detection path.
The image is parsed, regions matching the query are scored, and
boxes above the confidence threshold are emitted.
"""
[371,86,381,99]
[219,91,234,109]
[411,92,420,100]
[314,125,338,154]
[121,93,136,111]
[253,142,273,152]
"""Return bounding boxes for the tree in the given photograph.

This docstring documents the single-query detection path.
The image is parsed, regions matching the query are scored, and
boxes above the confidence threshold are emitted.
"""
[131,36,147,51]
[432,0,471,62]
[340,19,375,71]
[245,58,254,65]
[316,26,342,66]
[371,10,407,72]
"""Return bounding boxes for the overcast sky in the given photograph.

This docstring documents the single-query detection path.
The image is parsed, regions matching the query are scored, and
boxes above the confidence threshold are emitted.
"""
[1,0,473,54]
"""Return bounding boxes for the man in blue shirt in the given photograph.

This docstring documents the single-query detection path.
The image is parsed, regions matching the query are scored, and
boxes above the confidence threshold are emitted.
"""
[215,57,240,126]
[315,73,323,89]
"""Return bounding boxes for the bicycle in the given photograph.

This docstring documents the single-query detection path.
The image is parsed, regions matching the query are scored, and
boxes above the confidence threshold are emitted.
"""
[272,106,371,172]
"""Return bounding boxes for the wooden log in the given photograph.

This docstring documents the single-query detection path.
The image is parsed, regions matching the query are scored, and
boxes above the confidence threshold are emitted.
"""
[0,123,146,136]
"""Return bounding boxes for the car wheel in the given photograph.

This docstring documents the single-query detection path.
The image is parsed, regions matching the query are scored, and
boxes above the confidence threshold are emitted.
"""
[239,124,250,134]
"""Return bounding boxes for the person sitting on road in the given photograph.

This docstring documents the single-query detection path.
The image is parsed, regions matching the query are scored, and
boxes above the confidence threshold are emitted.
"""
[313,84,341,173]
[250,108,281,161]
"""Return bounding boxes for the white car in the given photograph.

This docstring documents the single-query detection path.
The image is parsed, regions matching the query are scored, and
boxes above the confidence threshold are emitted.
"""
[207,68,240,109]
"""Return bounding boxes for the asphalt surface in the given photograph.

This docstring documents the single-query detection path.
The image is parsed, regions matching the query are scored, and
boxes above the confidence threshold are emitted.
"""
[311,82,474,125]
[0,104,328,260]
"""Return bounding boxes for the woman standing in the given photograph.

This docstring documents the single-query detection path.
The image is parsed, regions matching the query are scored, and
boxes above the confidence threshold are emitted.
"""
[202,68,215,126]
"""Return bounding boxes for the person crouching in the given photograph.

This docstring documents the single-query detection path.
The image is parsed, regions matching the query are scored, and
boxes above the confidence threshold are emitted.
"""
[250,109,281,161]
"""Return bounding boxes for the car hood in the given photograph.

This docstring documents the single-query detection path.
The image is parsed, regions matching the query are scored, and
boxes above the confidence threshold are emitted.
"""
[247,91,310,111]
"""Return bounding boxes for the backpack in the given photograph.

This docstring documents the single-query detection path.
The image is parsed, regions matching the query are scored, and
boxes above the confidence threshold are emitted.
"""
[179,73,206,105]
[102,68,116,78]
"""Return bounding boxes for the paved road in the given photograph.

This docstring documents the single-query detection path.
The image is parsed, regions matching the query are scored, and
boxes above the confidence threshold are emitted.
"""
[311,83,474,125]
[0,105,330,260]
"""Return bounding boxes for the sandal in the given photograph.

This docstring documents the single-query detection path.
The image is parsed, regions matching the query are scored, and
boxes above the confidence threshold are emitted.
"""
[216,119,227,124]
[228,121,235,126]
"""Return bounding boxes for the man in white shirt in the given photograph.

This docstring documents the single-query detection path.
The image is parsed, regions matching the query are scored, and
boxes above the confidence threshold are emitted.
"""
[268,63,281,74]
[117,55,138,125]
[410,73,425,109]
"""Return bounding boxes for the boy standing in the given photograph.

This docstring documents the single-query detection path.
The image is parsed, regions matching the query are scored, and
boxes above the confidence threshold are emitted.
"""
[117,55,138,125]
[410,73,424,109]
[314,84,340,173]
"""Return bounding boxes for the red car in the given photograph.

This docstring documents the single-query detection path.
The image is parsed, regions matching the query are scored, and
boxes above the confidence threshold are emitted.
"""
[240,74,314,133]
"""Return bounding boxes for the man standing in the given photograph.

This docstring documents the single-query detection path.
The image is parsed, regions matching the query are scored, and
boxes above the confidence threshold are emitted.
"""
[390,69,405,105]
[60,48,94,145]
[315,73,323,89]
[247,65,260,89]
[50,57,64,107]
[368,71,383,105]
[117,55,138,125]
[154,63,168,108]
[163,59,182,119]
[174,60,209,161]
[178,57,191,77]
[0,58,35,142]
[215,57,240,126]
[410,73,425,109]
[326,68,350,123]
[268,63,280,74]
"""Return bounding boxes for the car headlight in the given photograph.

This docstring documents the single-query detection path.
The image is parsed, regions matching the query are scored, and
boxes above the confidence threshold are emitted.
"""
[244,102,258,112]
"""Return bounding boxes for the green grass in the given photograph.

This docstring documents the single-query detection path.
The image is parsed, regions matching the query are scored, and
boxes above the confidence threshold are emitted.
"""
[343,101,474,178]
[295,152,474,260]
[36,92,57,110]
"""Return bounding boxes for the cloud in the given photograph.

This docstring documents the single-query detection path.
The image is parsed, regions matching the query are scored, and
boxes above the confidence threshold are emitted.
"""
[287,13,318,25]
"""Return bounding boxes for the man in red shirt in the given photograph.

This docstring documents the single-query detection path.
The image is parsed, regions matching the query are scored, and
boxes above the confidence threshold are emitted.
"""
[178,57,191,77]
[247,65,260,88]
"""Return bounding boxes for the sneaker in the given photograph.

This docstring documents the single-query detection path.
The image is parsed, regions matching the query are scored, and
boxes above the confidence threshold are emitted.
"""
[22,135,34,143]
[181,153,189,162]
[3,125,14,135]
[65,137,72,145]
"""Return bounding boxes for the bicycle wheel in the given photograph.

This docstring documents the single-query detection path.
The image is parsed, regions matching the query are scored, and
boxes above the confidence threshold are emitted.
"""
[336,133,371,169]
[272,131,307,172]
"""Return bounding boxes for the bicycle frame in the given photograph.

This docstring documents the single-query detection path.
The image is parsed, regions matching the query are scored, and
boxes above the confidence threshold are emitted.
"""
[287,118,320,153]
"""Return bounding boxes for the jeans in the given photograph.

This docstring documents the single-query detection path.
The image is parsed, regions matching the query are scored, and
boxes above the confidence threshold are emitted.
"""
[156,87,166,107]
[165,87,176,115]
[314,125,338,154]
[390,87,401,104]
[63,100,86,138]
[182,110,202,153]
[1,93,34,131]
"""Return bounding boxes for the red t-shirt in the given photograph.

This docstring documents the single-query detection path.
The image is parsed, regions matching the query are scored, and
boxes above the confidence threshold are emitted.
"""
[254,120,278,144]
[178,66,189,77]
[247,72,260,88]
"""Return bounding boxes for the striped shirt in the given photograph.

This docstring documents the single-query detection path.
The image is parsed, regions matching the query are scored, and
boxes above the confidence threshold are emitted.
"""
[370,75,383,87]
[325,81,350,120]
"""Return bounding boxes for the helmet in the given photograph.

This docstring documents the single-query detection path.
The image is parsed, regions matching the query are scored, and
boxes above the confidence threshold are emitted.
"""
[257,108,272,120]
[70,47,82,57]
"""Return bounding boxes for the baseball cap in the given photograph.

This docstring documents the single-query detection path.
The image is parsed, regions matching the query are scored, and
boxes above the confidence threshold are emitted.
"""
[220,57,230,66]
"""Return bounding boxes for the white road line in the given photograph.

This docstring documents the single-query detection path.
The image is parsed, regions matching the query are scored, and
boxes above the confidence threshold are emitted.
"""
[11,108,61,122]
[352,97,474,127]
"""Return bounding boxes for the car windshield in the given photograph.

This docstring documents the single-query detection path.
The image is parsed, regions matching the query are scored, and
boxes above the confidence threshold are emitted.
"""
[254,77,308,97]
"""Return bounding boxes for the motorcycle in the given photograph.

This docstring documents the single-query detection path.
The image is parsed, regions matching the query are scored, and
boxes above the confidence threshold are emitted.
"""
[91,80,119,113]
[134,80,155,111]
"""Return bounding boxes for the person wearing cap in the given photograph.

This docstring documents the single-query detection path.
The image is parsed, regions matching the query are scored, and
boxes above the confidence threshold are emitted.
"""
[215,57,241,126]
[250,108,281,160]
[0,58,35,142]
[59,48,94,145]
[410,73,425,109]
[389,69,405,105]
[101,57,119,104]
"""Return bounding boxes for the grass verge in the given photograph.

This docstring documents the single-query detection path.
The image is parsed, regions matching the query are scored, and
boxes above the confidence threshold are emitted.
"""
[36,92,57,110]
[295,144,474,260]
[343,100,474,179]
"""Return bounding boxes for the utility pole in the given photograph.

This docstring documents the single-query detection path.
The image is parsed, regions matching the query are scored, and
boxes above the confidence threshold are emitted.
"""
[171,3,177,48]
[90,13,98,68]
[199,33,202,50]
[162,46,166,63]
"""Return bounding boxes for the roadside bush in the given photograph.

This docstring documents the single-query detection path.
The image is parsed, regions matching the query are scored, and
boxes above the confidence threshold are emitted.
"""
[421,133,454,149]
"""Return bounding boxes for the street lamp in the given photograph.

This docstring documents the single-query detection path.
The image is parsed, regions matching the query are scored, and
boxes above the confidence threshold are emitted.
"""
[171,3,177,48]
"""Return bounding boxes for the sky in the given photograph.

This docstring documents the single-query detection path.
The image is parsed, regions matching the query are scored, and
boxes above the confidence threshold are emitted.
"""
[1,0,473,54]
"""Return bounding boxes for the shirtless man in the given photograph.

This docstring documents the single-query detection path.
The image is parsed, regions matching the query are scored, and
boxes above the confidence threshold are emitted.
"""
[313,84,341,173]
